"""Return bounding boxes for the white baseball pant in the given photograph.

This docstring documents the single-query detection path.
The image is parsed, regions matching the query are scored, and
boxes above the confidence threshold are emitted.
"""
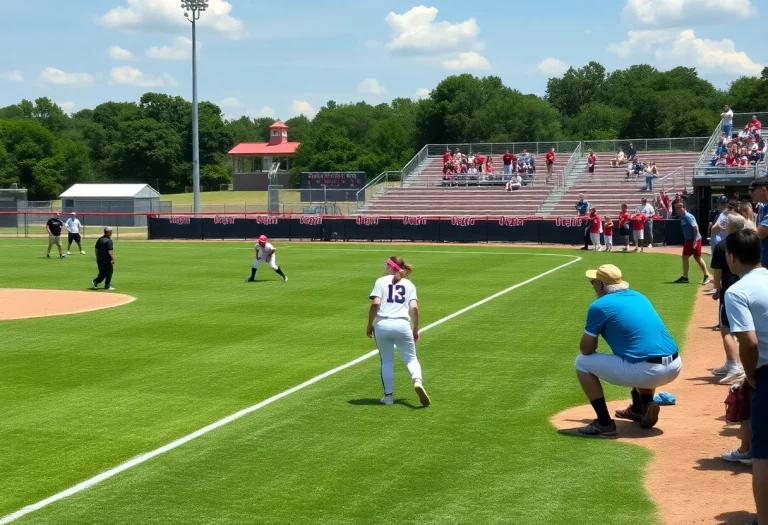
[590,233,602,250]
[374,318,422,395]
[253,255,278,271]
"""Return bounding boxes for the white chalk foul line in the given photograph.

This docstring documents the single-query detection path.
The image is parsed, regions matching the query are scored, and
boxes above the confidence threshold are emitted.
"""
[0,255,581,524]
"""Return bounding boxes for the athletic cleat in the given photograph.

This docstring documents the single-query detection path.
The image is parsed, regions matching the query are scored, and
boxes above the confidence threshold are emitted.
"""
[283,275,288,282]
[92,280,98,289]
[380,396,393,406]
[640,402,660,429]
[66,251,71,255]
[106,286,116,291]
[576,420,617,439]
[615,405,642,422]
[720,368,746,385]
[59,254,67,259]
[414,381,431,407]
[721,449,751,463]
[80,251,86,255]
[246,278,255,282]
[674,276,689,284]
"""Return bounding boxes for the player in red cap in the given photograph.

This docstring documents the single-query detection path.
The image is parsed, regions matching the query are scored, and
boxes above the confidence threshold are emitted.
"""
[247,235,288,282]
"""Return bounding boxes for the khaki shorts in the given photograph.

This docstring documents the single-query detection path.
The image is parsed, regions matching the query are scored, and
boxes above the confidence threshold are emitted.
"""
[48,234,61,247]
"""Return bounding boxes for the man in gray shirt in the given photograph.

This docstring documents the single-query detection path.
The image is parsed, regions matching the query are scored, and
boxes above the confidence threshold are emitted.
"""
[725,229,768,524]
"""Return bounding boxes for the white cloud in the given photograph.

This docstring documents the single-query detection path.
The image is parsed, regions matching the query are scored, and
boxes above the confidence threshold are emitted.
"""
[385,6,480,54]
[292,100,315,117]
[57,101,76,113]
[0,70,24,83]
[109,46,134,61]
[609,29,764,75]
[536,57,569,76]
[623,0,755,26]
[247,106,276,119]
[414,88,431,99]
[219,97,243,109]
[146,36,200,60]
[442,52,491,71]
[98,0,246,40]
[40,68,96,87]
[357,78,386,95]
[109,66,177,87]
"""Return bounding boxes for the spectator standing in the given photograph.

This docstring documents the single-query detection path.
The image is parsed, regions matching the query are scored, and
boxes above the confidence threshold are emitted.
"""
[644,162,657,191]
[618,204,632,251]
[545,148,556,184]
[587,149,597,181]
[749,177,768,268]
[637,198,655,248]
[709,196,728,244]
[576,195,591,251]
[674,202,712,285]
[64,212,86,256]
[46,213,66,259]
[723,229,768,525]
[443,149,452,165]
[661,191,671,218]
[630,210,647,252]
[502,149,514,176]
[92,227,116,291]
[475,153,485,174]
[603,216,614,252]
[722,104,734,138]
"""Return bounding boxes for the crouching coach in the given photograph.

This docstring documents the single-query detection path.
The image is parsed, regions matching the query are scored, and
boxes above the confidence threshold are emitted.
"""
[574,264,682,438]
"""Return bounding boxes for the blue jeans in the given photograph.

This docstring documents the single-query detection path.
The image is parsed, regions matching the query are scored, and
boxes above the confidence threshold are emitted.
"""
[503,164,511,175]
[723,124,733,138]
[645,176,654,191]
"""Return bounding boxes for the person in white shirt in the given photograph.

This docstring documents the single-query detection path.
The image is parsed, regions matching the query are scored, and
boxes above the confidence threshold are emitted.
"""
[367,256,430,407]
[64,212,85,255]
[506,174,523,191]
[724,229,768,524]
[722,104,734,138]
[247,235,287,282]
[636,198,656,248]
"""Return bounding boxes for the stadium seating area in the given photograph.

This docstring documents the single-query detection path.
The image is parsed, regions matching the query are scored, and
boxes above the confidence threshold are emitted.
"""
[550,151,699,216]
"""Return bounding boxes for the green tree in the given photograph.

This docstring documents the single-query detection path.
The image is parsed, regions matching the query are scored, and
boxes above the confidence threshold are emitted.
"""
[545,61,607,118]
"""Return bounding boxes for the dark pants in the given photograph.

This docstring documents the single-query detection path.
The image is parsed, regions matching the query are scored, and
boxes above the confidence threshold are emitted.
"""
[753,366,768,459]
[94,261,113,288]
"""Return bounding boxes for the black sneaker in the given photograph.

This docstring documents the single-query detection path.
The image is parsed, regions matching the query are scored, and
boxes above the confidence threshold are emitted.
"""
[577,420,618,439]
[674,276,689,284]
[702,276,712,286]
[246,278,255,282]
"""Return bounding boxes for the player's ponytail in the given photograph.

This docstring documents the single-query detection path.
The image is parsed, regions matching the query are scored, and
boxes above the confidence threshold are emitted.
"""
[388,256,413,284]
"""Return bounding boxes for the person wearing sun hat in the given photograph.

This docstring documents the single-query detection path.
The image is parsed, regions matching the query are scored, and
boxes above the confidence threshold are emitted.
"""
[574,264,682,438]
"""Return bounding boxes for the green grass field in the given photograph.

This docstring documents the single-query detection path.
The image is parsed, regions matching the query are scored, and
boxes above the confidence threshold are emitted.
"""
[0,240,697,524]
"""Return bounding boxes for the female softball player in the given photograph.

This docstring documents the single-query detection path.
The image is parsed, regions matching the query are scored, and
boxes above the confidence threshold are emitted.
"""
[366,256,430,407]
[247,235,288,282]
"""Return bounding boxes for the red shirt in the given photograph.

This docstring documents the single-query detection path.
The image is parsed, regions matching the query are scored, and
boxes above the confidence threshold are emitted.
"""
[631,213,646,231]
[604,221,613,236]
[588,153,596,166]
[503,153,513,165]
[475,155,485,166]
[662,194,670,209]
[618,211,631,228]
[546,152,555,165]
[590,214,601,234]
[443,152,451,163]
[726,154,738,167]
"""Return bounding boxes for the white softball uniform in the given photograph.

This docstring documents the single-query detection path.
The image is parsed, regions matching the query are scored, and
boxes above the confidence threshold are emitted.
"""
[370,276,423,395]
[253,242,278,270]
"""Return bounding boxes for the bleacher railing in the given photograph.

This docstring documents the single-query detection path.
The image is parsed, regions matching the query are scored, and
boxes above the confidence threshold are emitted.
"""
[356,171,402,209]
[562,142,583,186]
[583,137,709,154]
[425,141,580,157]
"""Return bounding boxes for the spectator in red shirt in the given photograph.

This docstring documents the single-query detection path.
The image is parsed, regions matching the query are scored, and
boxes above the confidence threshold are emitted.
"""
[587,149,597,181]
[502,149,514,176]
[631,211,647,252]
[443,149,452,165]
[746,115,762,133]
[475,153,485,174]
[589,208,602,251]
[618,204,632,251]
[726,154,738,167]
[661,191,670,217]
[604,216,614,252]
[545,148,556,184]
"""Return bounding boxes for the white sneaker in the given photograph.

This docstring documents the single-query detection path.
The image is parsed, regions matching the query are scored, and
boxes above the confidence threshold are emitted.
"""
[380,396,393,406]
[106,286,116,291]
[414,381,431,407]
[80,251,86,255]
[66,251,71,255]
[283,275,288,282]
[720,368,746,385]
[721,449,751,463]
[648,244,653,248]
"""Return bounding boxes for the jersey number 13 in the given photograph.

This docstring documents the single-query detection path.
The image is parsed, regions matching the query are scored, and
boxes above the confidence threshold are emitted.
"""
[387,284,406,304]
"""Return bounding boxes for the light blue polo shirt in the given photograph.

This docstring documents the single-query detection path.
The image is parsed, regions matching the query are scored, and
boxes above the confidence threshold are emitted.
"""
[726,268,768,368]
[680,212,701,242]
[584,289,678,363]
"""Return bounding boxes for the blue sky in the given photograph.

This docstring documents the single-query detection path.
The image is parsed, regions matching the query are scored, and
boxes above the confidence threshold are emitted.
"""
[0,0,765,119]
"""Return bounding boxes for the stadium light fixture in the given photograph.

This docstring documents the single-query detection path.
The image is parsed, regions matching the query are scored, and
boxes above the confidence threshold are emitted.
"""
[180,0,208,215]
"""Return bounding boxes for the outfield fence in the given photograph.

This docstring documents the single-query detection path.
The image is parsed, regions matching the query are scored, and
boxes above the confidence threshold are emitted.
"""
[0,211,687,246]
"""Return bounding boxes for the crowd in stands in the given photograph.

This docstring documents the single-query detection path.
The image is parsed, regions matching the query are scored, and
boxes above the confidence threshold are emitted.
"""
[710,111,765,167]
[441,147,541,188]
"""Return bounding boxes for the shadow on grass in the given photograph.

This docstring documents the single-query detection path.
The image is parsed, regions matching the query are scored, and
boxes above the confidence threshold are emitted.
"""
[348,398,425,410]
[694,457,752,474]
[713,510,756,525]
[556,418,663,439]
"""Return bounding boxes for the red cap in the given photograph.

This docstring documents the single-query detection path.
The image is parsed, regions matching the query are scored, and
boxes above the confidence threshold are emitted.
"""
[258,235,268,244]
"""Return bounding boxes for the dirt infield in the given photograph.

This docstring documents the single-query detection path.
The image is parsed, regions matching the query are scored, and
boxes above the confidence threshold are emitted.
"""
[551,290,755,524]
[0,289,135,321]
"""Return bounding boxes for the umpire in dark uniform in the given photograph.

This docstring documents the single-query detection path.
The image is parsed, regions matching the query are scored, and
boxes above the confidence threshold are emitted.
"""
[92,227,116,291]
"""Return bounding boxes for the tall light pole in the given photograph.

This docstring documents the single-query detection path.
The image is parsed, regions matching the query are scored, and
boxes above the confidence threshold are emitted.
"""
[181,0,207,215]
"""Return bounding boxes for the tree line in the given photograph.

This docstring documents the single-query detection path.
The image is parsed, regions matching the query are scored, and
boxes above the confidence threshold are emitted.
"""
[1,62,766,199]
